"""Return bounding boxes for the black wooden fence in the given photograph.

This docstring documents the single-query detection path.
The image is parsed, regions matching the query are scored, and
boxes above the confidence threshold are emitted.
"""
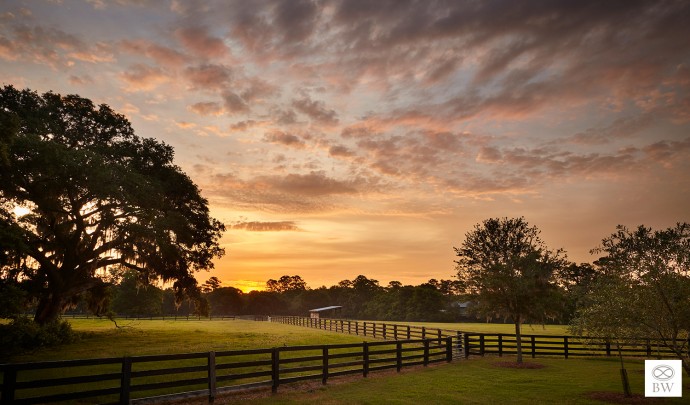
[271,316,689,361]
[463,333,689,359]
[0,337,452,404]
[271,316,463,345]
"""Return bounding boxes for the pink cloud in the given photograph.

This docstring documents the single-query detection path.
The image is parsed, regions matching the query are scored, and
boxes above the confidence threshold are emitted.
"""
[175,26,229,59]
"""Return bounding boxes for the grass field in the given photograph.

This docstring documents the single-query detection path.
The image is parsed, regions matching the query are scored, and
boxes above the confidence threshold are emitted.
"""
[213,356,688,405]
[391,321,570,336]
[7,318,375,363]
[3,319,688,404]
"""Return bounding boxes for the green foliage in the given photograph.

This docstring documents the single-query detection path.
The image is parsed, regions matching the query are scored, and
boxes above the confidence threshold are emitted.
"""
[571,223,690,376]
[0,317,78,360]
[0,86,225,324]
[454,217,568,362]
[111,270,164,316]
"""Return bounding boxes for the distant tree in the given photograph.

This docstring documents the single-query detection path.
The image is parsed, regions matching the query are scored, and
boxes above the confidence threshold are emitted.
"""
[243,291,283,315]
[266,275,308,292]
[558,262,598,322]
[0,86,225,324]
[206,286,243,316]
[201,276,223,293]
[387,280,403,290]
[111,270,163,316]
[454,217,568,363]
[571,224,690,377]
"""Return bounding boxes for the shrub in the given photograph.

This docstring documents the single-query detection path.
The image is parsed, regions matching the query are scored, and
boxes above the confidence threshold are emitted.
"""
[0,317,79,360]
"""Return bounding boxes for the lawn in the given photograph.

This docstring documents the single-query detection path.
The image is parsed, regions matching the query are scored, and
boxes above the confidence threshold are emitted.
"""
[7,318,375,363]
[382,320,571,336]
[214,357,688,405]
[3,319,688,403]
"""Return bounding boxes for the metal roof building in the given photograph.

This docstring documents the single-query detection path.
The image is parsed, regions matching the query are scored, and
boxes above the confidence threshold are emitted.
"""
[308,305,342,319]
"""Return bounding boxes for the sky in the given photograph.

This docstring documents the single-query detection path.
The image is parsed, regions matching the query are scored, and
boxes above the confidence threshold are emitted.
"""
[1,0,689,292]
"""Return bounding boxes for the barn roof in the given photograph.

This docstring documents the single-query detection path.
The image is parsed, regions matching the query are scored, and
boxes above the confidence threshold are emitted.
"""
[309,306,342,312]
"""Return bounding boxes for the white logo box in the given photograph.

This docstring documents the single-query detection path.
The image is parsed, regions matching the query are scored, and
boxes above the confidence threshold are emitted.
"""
[645,360,683,397]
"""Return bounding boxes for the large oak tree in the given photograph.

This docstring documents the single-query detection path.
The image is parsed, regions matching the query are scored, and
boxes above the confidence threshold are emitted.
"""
[0,86,225,324]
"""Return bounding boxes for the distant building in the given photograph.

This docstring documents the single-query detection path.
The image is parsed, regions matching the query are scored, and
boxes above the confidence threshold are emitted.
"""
[309,305,342,319]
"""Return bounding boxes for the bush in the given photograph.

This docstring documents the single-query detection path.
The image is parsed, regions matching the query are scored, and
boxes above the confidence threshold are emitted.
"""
[0,317,79,360]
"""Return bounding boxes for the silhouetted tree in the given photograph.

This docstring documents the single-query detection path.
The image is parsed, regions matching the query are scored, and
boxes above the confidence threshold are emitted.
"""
[455,217,568,363]
[0,86,225,324]
[207,286,243,316]
[266,275,308,292]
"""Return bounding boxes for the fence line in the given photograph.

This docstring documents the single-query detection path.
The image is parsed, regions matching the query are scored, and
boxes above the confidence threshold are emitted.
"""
[270,316,689,361]
[0,337,452,404]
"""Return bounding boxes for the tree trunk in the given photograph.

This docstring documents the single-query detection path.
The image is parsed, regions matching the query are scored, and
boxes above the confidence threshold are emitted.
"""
[34,293,64,325]
[683,358,690,378]
[515,317,523,364]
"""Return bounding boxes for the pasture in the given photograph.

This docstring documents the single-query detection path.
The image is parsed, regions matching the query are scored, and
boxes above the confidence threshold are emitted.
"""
[3,319,688,404]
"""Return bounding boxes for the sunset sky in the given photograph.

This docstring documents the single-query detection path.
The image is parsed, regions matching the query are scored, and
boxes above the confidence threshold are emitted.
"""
[2,1,689,292]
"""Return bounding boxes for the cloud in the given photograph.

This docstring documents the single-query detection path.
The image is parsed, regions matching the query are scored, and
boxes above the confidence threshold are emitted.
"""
[329,144,356,157]
[68,74,94,85]
[183,63,233,90]
[175,25,229,59]
[231,221,301,232]
[292,95,338,125]
[222,91,249,114]
[120,63,169,91]
[120,39,189,67]
[263,131,306,148]
[188,101,224,116]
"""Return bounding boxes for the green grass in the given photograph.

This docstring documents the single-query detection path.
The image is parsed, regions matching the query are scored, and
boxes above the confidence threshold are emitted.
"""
[220,357,689,404]
[4,319,688,404]
[368,320,570,336]
[8,318,376,363]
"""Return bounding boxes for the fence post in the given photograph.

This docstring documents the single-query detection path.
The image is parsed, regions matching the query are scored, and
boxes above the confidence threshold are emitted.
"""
[394,324,398,340]
[1,366,17,404]
[446,336,453,362]
[407,325,411,340]
[396,341,403,372]
[322,346,329,385]
[464,334,470,359]
[120,357,132,405]
[363,322,367,336]
[456,331,462,355]
[355,321,359,335]
[208,351,216,402]
[271,348,280,393]
[363,342,370,377]
[422,327,426,340]
[437,329,442,342]
[646,339,652,357]
[531,336,536,358]
[606,340,611,357]
[424,339,430,366]
[373,323,376,338]
[383,324,387,340]
[479,334,485,356]
[564,337,569,359]
[498,335,503,357]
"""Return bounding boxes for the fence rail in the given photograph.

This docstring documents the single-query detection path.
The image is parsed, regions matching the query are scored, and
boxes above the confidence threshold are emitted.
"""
[270,316,689,361]
[0,338,452,404]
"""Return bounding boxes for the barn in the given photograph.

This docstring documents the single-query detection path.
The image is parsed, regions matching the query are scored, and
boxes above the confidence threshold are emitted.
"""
[309,306,342,319]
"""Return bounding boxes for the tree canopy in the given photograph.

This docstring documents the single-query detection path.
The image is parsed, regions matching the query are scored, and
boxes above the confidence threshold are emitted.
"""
[571,223,690,376]
[454,217,568,363]
[0,86,225,324]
